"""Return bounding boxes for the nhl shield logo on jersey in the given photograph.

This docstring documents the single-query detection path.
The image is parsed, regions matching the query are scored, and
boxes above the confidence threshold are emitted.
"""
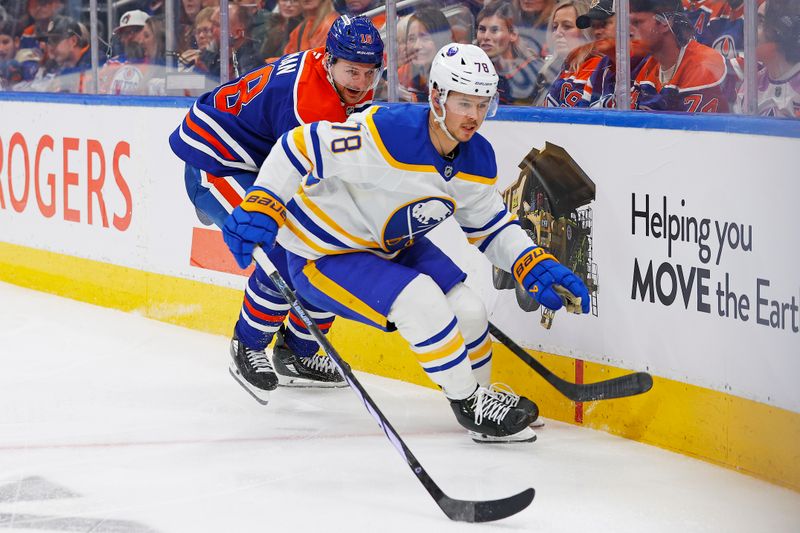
[444,165,453,178]
[382,197,455,251]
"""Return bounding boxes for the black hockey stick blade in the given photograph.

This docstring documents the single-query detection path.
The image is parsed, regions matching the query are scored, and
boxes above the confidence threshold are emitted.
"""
[489,322,653,402]
[438,488,535,523]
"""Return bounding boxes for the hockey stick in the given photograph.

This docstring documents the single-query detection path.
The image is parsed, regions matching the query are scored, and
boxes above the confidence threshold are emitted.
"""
[488,322,653,402]
[252,247,534,522]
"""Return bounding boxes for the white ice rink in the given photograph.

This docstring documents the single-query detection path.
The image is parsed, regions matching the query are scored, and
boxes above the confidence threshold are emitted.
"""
[0,281,798,533]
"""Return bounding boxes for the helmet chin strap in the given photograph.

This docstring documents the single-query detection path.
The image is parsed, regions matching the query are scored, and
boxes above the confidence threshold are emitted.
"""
[430,90,458,143]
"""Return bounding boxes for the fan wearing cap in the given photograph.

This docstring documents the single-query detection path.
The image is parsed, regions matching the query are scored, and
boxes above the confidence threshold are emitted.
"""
[169,16,387,401]
[219,43,591,442]
[41,15,102,93]
[547,0,650,108]
[630,0,733,112]
[111,9,147,61]
[97,11,150,95]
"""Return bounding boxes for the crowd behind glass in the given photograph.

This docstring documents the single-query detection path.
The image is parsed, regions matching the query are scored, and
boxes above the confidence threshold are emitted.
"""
[0,0,797,118]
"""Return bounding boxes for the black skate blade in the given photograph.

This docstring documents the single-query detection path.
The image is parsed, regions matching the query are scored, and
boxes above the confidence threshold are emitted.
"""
[470,433,537,444]
[228,366,270,405]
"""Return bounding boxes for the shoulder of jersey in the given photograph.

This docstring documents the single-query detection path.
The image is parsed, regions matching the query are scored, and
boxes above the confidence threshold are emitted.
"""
[360,104,496,181]
[674,41,727,90]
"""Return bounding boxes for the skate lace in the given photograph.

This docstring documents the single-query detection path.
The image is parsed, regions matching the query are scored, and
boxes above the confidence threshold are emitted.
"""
[302,353,338,375]
[245,348,274,373]
[472,387,512,426]
[489,383,521,408]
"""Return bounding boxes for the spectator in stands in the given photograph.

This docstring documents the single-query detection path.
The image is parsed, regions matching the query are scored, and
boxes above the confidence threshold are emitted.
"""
[283,0,339,54]
[530,0,591,105]
[110,9,147,61]
[0,20,21,89]
[546,0,649,108]
[137,15,166,65]
[177,0,205,51]
[43,15,94,92]
[576,0,615,40]
[513,0,553,56]
[195,5,261,78]
[399,7,453,101]
[98,10,148,94]
[256,0,302,61]
[630,0,732,112]
[20,0,64,51]
[735,0,800,117]
[179,6,217,68]
[343,0,386,28]
[477,0,541,104]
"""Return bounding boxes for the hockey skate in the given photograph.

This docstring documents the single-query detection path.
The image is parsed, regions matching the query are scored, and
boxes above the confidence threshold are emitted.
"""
[229,332,279,405]
[271,326,346,388]
[449,386,538,443]
[490,383,545,428]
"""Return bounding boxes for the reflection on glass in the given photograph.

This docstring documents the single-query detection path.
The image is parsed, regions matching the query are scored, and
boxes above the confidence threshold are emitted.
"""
[734,0,799,117]
[0,0,794,118]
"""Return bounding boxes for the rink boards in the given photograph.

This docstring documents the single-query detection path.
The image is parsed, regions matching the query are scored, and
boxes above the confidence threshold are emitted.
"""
[0,94,798,492]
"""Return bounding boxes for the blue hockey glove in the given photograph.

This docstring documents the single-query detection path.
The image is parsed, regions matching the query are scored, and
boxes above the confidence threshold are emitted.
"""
[222,187,286,269]
[513,246,590,314]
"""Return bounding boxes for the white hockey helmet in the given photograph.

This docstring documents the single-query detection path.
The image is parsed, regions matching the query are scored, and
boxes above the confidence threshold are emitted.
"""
[428,43,499,140]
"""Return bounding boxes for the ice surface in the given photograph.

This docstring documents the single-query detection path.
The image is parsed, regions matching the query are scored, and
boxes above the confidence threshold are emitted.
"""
[0,281,797,532]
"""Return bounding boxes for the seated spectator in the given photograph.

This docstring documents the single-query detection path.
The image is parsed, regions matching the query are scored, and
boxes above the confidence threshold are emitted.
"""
[283,0,339,54]
[178,0,205,52]
[42,15,95,93]
[530,0,591,105]
[343,0,386,28]
[195,5,262,78]
[20,0,64,51]
[178,6,217,68]
[476,0,541,104]
[630,0,732,112]
[399,7,453,101]
[108,9,147,61]
[137,15,166,65]
[255,0,302,61]
[547,0,649,108]
[735,0,799,117]
[0,20,22,89]
[98,10,149,94]
[513,0,553,56]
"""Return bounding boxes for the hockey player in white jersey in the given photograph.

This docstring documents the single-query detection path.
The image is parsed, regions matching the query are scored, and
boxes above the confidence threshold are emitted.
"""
[221,43,591,443]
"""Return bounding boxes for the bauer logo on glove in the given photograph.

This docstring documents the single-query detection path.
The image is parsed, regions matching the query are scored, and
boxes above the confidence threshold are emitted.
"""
[223,187,286,269]
[513,246,590,314]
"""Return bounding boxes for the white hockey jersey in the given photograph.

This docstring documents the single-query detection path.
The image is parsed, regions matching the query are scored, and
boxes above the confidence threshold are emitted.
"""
[254,104,534,272]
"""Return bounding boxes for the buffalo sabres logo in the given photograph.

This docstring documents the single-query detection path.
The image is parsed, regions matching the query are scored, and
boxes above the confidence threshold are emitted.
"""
[382,197,455,251]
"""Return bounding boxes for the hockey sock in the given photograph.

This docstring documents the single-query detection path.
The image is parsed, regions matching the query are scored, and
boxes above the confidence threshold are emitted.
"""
[235,264,290,350]
[284,309,335,357]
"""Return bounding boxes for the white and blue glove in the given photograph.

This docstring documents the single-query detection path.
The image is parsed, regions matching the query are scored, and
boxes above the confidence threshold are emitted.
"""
[513,246,590,314]
[222,186,286,269]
